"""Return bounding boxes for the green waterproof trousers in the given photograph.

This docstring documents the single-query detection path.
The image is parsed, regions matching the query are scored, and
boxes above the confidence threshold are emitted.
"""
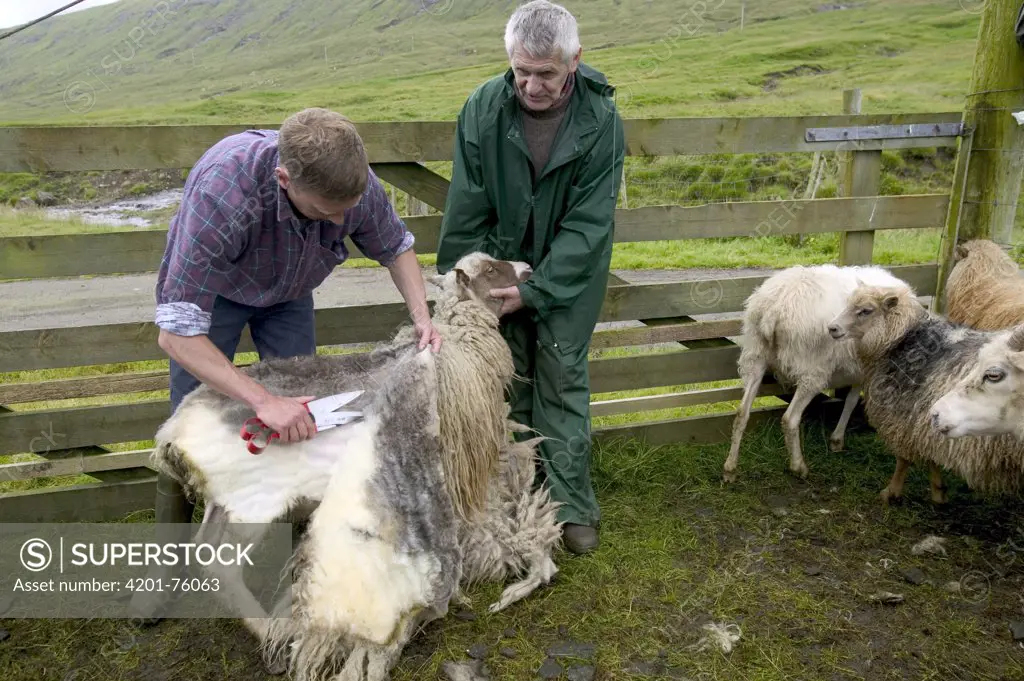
[500,308,600,528]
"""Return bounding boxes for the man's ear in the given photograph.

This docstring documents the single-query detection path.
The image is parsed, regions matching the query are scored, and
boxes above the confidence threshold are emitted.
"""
[274,165,291,189]
[882,293,900,311]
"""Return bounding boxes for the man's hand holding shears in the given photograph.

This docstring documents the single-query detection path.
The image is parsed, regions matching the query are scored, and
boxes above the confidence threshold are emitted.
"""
[241,391,364,454]
[253,394,320,442]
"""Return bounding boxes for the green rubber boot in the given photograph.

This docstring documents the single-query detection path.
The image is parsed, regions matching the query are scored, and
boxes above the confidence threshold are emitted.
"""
[128,473,195,625]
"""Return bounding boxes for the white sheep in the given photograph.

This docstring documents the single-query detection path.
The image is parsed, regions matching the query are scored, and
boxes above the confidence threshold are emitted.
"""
[724,264,915,482]
[828,284,1024,504]
[137,253,563,681]
[930,324,1024,440]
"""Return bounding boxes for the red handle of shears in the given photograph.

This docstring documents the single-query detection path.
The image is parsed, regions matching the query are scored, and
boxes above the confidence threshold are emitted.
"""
[240,400,320,454]
[240,417,280,455]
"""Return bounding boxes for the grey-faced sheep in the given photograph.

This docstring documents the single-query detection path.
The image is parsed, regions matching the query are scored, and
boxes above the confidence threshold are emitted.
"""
[140,252,563,681]
[724,264,915,482]
[931,324,1024,440]
[945,239,1024,331]
[827,284,1024,504]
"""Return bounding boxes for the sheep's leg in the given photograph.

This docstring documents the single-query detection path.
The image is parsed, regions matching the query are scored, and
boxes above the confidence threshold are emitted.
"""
[829,385,861,452]
[335,608,442,681]
[929,462,949,505]
[880,457,913,504]
[259,590,297,676]
[336,645,369,681]
[723,358,767,483]
[488,555,558,613]
[193,505,273,640]
[365,607,443,681]
[782,383,821,480]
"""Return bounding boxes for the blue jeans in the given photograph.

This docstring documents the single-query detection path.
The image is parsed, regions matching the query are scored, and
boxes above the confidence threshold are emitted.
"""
[169,294,316,413]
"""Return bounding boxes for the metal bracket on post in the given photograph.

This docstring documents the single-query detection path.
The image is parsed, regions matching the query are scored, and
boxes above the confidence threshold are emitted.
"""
[805,122,965,143]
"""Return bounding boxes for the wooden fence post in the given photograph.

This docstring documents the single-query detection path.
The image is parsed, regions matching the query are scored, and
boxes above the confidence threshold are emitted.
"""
[406,192,428,216]
[838,88,881,266]
[934,0,1024,312]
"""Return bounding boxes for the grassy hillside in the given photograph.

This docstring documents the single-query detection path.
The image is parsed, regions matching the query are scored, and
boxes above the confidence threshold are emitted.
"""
[0,0,978,124]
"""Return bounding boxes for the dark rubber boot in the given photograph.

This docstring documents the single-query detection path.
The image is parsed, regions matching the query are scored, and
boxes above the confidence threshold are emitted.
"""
[562,523,599,555]
[128,473,195,625]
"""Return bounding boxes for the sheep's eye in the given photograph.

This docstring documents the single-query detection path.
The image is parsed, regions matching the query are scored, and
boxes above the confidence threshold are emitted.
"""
[857,307,872,317]
[984,367,1006,383]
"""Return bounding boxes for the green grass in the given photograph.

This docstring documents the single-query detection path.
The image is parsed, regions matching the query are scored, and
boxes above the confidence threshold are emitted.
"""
[4,420,1024,680]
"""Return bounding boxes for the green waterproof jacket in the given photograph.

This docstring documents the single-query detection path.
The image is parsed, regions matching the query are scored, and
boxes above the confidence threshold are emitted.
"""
[436,62,626,353]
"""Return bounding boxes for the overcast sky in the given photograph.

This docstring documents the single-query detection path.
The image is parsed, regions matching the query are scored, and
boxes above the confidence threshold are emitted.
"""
[0,0,121,30]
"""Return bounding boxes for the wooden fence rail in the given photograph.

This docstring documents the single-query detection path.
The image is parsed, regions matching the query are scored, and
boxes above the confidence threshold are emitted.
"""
[1,195,949,281]
[0,105,967,522]
[0,113,962,173]
[0,265,940,374]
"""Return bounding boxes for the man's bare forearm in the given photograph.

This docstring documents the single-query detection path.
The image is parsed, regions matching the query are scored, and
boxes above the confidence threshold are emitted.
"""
[158,330,272,409]
[387,248,431,325]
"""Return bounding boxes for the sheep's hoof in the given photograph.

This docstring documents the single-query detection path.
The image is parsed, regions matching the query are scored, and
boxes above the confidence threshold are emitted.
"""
[263,657,288,676]
[787,463,809,480]
[828,436,845,453]
[722,469,738,484]
[931,488,949,505]
[879,488,902,506]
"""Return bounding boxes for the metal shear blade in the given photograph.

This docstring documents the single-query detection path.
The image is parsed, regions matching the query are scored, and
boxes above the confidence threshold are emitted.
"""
[306,390,365,429]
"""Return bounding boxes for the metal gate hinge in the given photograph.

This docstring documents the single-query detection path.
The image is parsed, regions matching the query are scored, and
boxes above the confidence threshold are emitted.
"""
[805,122,965,143]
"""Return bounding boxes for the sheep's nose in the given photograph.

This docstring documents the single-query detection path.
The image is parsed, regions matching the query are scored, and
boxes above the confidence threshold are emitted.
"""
[930,411,949,433]
[827,324,841,338]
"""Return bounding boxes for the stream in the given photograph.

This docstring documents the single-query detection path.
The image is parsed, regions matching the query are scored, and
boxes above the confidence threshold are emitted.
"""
[45,189,183,228]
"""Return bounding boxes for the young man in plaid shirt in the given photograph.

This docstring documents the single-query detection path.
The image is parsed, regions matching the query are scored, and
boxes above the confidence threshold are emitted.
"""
[132,107,441,621]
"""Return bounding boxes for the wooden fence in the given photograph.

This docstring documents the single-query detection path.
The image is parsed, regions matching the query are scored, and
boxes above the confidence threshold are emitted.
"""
[0,106,966,522]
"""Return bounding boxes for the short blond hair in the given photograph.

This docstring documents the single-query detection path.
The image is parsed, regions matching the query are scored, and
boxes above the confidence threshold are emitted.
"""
[278,107,368,200]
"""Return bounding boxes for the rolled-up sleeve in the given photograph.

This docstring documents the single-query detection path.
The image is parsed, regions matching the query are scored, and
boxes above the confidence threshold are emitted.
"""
[155,176,252,336]
[347,169,415,267]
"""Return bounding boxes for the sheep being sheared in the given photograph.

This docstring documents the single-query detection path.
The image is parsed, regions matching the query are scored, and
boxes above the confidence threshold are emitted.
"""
[930,324,1024,441]
[141,252,563,681]
[827,285,1024,505]
[723,264,915,482]
[944,239,1024,331]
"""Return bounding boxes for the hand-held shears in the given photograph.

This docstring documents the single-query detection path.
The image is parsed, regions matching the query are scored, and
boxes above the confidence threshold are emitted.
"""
[239,390,365,455]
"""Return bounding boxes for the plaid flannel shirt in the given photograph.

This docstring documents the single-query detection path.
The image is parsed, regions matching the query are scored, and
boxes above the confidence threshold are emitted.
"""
[155,129,414,336]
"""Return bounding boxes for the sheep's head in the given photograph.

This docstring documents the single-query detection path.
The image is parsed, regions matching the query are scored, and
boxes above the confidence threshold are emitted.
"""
[930,324,1024,439]
[827,285,917,343]
[430,252,533,317]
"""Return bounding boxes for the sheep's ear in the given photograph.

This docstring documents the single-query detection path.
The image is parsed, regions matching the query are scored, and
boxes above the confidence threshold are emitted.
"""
[454,268,470,291]
[427,273,446,289]
[954,243,969,261]
[882,293,900,311]
[854,276,865,288]
[1008,324,1024,353]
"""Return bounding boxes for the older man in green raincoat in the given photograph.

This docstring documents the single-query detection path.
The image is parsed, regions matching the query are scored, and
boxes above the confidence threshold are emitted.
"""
[436,0,625,554]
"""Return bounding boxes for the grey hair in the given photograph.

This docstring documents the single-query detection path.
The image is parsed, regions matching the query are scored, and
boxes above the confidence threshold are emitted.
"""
[504,0,580,64]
